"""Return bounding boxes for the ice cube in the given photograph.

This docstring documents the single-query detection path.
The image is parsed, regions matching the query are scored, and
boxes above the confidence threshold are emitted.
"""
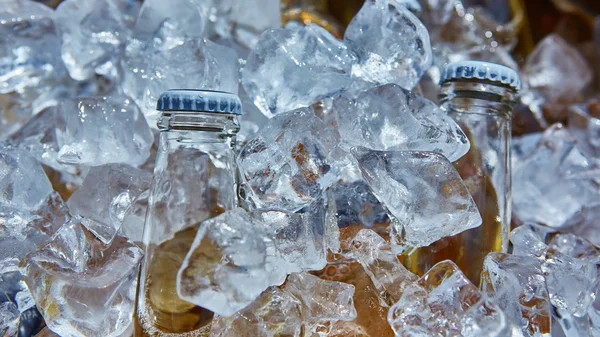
[420,0,517,52]
[344,0,432,90]
[543,238,599,316]
[349,229,417,304]
[118,190,148,244]
[0,268,36,337]
[55,95,154,166]
[327,180,390,229]
[553,307,599,337]
[523,34,593,121]
[284,272,357,322]
[549,234,600,264]
[21,216,143,337]
[0,0,67,137]
[176,209,271,316]
[512,124,600,228]
[54,0,139,81]
[8,106,81,178]
[388,260,511,337]
[512,132,544,162]
[334,84,470,162]
[568,99,600,159]
[0,147,70,265]
[242,23,354,117]
[569,204,600,248]
[238,108,342,212]
[210,287,303,337]
[509,224,553,259]
[67,164,152,244]
[237,84,269,147]
[253,206,328,280]
[133,0,210,41]
[121,37,238,125]
[354,149,481,251]
[481,252,551,337]
[310,251,395,336]
[0,301,19,336]
[224,0,281,49]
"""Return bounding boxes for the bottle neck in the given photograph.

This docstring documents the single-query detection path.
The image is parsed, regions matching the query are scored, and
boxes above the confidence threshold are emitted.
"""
[438,81,516,119]
[157,111,240,144]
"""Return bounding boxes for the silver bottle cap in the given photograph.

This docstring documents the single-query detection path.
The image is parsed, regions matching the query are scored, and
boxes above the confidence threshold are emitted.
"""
[156,89,242,115]
[440,61,521,91]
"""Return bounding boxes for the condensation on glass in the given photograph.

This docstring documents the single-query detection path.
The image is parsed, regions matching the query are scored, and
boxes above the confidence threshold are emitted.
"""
[134,90,242,337]
[401,61,520,285]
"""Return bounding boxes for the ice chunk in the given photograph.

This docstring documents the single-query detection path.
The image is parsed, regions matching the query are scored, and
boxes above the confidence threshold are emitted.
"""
[0,301,19,336]
[176,209,271,316]
[122,37,238,125]
[388,260,511,337]
[21,216,143,337]
[334,84,470,161]
[344,0,432,89]
[522,34,593,120]
[553,307,600,337]
[242,24,354,117]
[8,106,80,178]
[569,204,600,249]
[133,0,210,41]
[237,84,269,146]
[0,268,36,337]
[284,272,357,322]
[311,251,395,336]
[549,234,600,264]
[212,0,281,49]
[0,147,70,265]
[177,205,332,316]
[355,149,481,251]
[210,287,303,337]
[253,206,328,280]
[54,0,139,80]
[67,164,152,244]
[119,190,149,244]
[0,0,67,137]
[512,124,600,228]
[512,132,544,162]
[327,180,390,229]
[55,95,154,166]
[568,99,600,159]
[542,237,600,316]
[481,252,551,337]
[349,229,417,304]
[238,108,341,212]
[509,224,553,259]
[228,0,281,49]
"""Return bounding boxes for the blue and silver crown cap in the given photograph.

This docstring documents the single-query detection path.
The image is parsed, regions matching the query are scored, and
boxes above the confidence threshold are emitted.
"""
[156,89,242,115]
[440,61,521,91]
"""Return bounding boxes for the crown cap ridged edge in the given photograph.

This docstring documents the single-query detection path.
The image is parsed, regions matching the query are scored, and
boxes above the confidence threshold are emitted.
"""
[440,61,521,91]
[156,89,242,115]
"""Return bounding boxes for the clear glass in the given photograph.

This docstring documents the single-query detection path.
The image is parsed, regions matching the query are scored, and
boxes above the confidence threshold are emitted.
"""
[401,81,515,285]
[135,112,240,337]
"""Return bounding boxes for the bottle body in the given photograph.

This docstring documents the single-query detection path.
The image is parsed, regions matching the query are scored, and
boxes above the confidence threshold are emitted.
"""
[401,81,514,285]
[135,112,240,337]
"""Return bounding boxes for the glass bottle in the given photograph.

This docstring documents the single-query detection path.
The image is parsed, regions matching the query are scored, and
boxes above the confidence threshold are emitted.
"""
[401,61,520,285]
[135,90,242,337]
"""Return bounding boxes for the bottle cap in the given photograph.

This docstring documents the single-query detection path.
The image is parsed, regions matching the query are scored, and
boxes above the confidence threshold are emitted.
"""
[440,61,521,91]
[156,89,242,115]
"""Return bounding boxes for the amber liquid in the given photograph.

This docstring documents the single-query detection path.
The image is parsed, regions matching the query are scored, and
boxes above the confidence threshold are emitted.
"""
[134,225,214,337]
[400,135,504,286]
